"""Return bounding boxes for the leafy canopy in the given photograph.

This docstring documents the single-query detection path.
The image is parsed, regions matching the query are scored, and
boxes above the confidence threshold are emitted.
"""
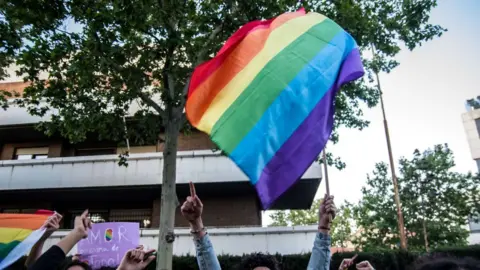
[269,199,355,247]
[0,0,445,169]
[353,144,480,251]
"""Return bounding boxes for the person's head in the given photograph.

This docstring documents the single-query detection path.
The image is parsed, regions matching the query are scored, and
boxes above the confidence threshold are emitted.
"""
[64,261,92,270]
[237,252,280,270]
[413,254,480,270]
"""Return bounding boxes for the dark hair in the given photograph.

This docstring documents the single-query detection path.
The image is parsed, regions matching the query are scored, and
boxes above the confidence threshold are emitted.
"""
[237,252,280,270]
[413,254,480,270]
[64,261,92,270]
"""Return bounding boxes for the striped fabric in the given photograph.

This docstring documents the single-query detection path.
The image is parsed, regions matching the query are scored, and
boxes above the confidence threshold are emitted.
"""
[0,211,52,269]
[186,8,364,209]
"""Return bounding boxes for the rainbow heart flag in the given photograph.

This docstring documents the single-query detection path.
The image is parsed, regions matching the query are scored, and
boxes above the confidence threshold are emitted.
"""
[0,211,53,269]
[186,8,364,209]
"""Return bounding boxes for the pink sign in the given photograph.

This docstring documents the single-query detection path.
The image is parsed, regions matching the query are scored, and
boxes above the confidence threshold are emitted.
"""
[77,222,140,269]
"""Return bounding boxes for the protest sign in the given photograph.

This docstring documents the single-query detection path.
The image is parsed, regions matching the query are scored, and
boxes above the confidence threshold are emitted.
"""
[77,222,139,269]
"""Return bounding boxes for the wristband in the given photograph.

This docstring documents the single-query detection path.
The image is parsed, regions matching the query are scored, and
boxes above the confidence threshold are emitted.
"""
[319,226,330,231]
[190,227,206,234]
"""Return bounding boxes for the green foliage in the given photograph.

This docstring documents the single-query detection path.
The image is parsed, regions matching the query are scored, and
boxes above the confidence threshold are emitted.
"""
[269,198,320,227]
[331,203,355,248]
[0,0,445,169]
[353,144,480,251]
[269,199,355,247]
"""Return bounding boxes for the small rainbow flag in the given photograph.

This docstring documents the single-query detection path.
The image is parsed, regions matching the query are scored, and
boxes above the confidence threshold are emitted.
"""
[105,228,113,241]
[186,9,364,209]
[0,211,53,269]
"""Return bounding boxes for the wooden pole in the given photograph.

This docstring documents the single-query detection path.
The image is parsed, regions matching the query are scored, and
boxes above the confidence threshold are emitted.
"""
[322,150,330,196]
[322,149,332,224]
[371,45,408,250]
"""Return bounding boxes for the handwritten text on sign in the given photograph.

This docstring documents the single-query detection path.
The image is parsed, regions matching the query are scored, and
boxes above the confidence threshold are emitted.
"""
[78,222,139,269]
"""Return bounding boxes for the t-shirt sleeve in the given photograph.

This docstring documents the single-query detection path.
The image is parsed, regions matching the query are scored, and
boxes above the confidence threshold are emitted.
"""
[28,245,66,270]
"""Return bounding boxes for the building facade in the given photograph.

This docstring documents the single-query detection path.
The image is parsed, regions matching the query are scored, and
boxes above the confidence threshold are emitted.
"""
[461,97,480,245]
[462,97,480,172]
[0,81,323,254]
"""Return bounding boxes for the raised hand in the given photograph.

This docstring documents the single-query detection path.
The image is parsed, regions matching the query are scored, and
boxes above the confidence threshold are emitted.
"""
[356,261,375,270]
[181,182,203,223]
[42,212,62,239]
[117,248,156,270]
[318,194,336,232]
[73,209,92,239]
[339,255,357,270]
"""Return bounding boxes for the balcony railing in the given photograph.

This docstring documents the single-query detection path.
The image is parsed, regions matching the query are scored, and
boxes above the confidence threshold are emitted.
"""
[41,225,321,256]
[0,150,321,190]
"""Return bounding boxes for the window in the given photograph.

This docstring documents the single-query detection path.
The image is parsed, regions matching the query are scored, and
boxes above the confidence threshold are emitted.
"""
[69,210,108,227]
[14,147,49,160]
[1,208,37,214]
[110,209,152,228]
[470,216,480,233]
[475,119,480,137]
[75,148,115,156]
[67,209,152,228]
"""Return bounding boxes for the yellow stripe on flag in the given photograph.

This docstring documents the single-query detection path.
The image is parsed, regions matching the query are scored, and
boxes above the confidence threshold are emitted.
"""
[196,13,327,134]
[0,227,33,243]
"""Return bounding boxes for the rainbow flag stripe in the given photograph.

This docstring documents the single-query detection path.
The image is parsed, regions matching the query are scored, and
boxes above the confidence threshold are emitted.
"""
[0,212,51,269]
[186,9,364,209]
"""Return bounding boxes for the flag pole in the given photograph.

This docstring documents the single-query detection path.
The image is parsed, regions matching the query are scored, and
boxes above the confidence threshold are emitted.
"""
[371,45,407,250]
[322,150,330,196]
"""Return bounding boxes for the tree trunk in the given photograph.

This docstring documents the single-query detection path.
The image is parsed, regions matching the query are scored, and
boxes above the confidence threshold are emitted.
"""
[421,194,429,252]
[156,111,181,270]
[422,217,429,252]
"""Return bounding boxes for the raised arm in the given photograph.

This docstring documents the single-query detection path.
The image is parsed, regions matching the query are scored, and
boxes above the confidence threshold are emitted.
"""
[29,210,92,270]
[181,182,221,270]
[307,194,336,270]
[25,213,62,268]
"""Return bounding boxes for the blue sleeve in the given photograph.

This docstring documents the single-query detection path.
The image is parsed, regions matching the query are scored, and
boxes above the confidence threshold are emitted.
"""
[194,233,221,270]
[307,232,331,270]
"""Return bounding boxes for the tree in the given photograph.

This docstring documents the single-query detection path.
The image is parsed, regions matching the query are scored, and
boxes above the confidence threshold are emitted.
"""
[269,199,355,247]
[0,1,445,268]
[331,203,355,248]
[353,144,480,251]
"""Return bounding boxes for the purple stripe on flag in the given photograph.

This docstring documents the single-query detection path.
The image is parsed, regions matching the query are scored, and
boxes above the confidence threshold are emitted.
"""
[255,48,364,210]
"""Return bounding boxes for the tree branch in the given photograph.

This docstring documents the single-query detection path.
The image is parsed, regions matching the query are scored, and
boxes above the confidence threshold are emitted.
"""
[138,91,166,118]
[193,24,224,67]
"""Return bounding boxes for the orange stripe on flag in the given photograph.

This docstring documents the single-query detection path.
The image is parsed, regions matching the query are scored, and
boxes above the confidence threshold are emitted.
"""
[186,9,306,126]
[0,214,48,230]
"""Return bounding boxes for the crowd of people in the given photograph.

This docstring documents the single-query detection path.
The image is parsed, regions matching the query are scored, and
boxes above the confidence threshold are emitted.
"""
[9,183,480,270]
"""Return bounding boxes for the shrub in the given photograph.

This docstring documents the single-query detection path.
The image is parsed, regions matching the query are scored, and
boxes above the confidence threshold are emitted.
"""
[6,245,480,270]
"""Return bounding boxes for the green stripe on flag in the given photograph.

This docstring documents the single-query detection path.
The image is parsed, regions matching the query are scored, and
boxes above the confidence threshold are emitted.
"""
[0,241,21,261]
[211,19,342,154]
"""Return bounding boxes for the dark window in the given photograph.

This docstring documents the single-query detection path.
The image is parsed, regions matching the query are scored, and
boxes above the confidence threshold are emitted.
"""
[75,148,115,156]
[470,216,480,233]
[14,147,49,160]
[1,208,38,214]
[69,210,109,226]
[15,154,48,160]
[475,119,480,137]
[110,209,152,228]
[67,209,152,229]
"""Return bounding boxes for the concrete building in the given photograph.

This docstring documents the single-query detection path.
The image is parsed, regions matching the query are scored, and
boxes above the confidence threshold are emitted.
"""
[0,81,323,255]
[462,97,480,172]
[461,97,480,245]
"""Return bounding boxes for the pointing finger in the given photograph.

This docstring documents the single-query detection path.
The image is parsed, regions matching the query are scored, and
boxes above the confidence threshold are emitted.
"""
[189,181,196,197]
[194,195,203,207]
